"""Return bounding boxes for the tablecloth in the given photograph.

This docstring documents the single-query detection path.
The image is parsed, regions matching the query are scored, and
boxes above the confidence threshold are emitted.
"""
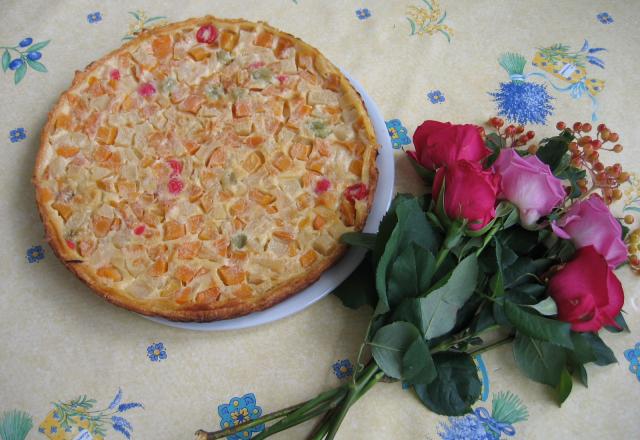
[2,1,639,439]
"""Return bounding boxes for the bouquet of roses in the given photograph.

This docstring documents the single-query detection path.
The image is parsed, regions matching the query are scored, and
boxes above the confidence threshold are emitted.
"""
[197,118,632,440]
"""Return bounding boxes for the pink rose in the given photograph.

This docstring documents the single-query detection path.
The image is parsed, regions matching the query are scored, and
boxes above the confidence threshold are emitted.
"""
[548,246,624,332]
[408,121,491,170]
[493,148,566,226]
[552,194,628,268]
[432,160,501,231]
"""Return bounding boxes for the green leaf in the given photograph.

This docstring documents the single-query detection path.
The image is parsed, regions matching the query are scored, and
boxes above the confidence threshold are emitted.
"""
[407,154,435,186]
[484,132,505,166]
[504,300,573,348]
[372,193,413,264]
[525,296,558,316]
[128,11,141,20]
[375,197,439,313]
[14,62,26,84]
[513,333,566,386]
[470,305,497,334]
[605,312,630,333]
[586,333,617,366]
[387,244,435,307]
[536,131,574,173]
[416,254,479,339]
[26,58,47,72]
[371,322,421,379]
[506,283,546,305]
[332,256,376,310]
[340,232,377,250]
[557,166,587,199]
[2,49,9,72]
[26,40,50,52]
[555,368,573,406]
[575,364,588,387]
[414,352,482,416]
[500,227,540,255]
[503,257,552,288]
[402,338,437,385]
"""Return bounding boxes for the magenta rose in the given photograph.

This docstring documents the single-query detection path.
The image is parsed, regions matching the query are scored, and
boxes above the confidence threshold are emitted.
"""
[432,160,501,231]
[548,245,624,332]
[408,120,491,170]
[493,148,566,226]
[552,194,628,268]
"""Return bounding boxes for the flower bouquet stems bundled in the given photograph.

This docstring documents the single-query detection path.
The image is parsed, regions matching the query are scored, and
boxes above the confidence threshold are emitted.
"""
[197,118,632,440]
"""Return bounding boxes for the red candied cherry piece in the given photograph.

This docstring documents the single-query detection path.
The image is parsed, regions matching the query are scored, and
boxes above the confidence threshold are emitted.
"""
[110,69,121,81]
[344,183,368,202]
[196,24,219,44]
[277,75,287,85]
[138,82,156,97]
[66,240,76,249]
[168,178,184,195]
[133,225,146,236]
[168,159,183,176]
[315,178,331,194]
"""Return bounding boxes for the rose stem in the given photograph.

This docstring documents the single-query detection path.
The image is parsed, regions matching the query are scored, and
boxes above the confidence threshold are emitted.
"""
[468,334,515,356]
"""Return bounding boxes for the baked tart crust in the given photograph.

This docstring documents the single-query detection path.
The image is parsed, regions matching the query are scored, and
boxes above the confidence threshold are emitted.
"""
[33,16,378,321]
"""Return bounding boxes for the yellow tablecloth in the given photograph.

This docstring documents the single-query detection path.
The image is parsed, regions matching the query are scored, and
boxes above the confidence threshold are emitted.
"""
[2,1,639,439]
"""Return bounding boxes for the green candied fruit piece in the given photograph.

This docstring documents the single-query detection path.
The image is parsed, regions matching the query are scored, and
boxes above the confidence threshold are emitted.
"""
[251,67,273,82]
[217,50,233,65]
[205,84,225,100]
[160,77,176,93]
[310,120,332,138]
[231,233,247,249]
[230,87,248,100]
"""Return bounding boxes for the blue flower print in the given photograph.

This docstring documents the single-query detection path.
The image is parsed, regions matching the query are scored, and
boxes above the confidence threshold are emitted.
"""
[332,359,354,379]
[26,245,45,263]
[9,128,26,142]
[356,9,372,20]
[624,342,640,381]
[147,342,167,362]
[427,90,445,104]
[386,119,412,149]
[597,12,614,24]
[87,12,103,24]
[218,393,264,440]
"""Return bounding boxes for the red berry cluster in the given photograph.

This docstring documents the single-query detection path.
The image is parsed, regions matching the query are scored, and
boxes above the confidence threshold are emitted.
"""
[487,117,536,152]
[559,121,628,205]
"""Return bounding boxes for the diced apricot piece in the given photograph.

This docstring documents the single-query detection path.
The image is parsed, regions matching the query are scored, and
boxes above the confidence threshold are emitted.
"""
[188,185,203,203]
[39,188,54,203]
[52,202,73,221]
[200,192,215,213]
[164,220,186,240]
[313,215,326,230]
[184,140,201,155]
[188,46,211,61]
[147,244,168,260]
[325,73,341,91]
[148,259,168,277]
[96,126,118,145]
[187,215,204,234]
[246,135,264,148]
[207,148,226,167]
[306,158,324,174]
[233,284,253,298]
[179,95,205,114]
[255,32,274,48]
[229,250,247,261]
[196,286,221,304]
[275,37,293,58]
[93,145,112,162]
[249,189,276,206]
[242,152,263,173]
[300,172,313,188]
[288,241,299,257]
[340,199,356,227]
[175,287,193,304]
[299,250,318,268]
[152,34,173,59]
[220,30,238,51]
[92,215,113,238]
[213,238,229,256]
[177,241,202,259]
[56,146,79,158]
[233,99,252,118]
[174,265,196,284]
[265,205,278,214]
[54,114,72,131]
[233,217,246,231]
[349,159,363,177]
[273,230,295,241]
[77,239,96,257]
[289,143,310,161]
[272,152,293,171]
[218,265,245,286]
[97,265,122,281]
[229,199,247,216]
[296,193,313,210]
[199,223,216,241]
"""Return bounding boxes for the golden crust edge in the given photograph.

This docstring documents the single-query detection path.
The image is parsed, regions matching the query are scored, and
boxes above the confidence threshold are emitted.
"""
[33,15,379,322]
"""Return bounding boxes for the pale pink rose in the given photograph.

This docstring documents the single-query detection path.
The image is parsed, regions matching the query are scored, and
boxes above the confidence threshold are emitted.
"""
[493,148,566,226]
[552,194,628,268]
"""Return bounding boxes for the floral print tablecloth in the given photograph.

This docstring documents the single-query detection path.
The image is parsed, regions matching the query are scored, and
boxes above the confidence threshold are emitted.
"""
[2,1,639,439]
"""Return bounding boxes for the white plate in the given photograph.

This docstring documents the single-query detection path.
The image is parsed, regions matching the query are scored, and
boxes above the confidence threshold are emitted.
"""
[144,72,395,331]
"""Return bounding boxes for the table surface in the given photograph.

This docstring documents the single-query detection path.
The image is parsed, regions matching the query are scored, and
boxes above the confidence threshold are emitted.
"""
[2,1,639,439]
